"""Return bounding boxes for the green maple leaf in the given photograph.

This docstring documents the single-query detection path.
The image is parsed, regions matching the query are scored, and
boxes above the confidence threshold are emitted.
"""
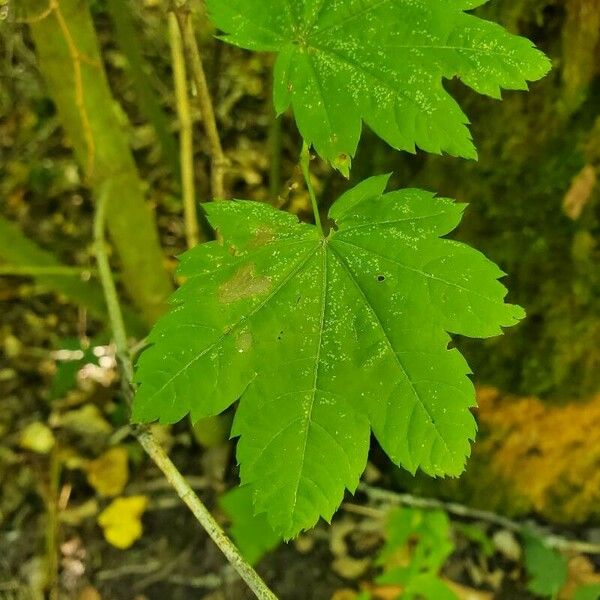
[133,176,523,538]
[205,0,550,166]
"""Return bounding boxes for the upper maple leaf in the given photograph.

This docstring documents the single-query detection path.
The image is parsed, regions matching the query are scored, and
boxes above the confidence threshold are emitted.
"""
[205,0,550,168]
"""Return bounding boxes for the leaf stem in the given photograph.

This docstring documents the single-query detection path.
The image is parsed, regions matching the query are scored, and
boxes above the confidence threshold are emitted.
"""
[300,142,324,236]
[93,185,278,600]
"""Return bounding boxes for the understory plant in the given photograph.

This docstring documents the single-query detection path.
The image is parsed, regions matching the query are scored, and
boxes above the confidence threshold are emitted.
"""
[133,0,550,546]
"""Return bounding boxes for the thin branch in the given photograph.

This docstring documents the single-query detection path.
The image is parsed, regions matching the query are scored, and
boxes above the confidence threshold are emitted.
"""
[93,182,132,381]
[300,142,324,236]
[168,12,201,247]
[93,184,277,600]
[359,483,600,555]
[135,430,277,599]
[173,4,227,200]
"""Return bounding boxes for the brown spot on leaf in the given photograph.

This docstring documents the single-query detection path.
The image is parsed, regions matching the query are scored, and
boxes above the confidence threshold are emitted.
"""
[218,264,271,303]
[249,227,276,249]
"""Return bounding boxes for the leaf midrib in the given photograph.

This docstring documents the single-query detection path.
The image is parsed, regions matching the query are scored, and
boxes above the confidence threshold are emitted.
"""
[327,242,454,460]
[289,244,329,522]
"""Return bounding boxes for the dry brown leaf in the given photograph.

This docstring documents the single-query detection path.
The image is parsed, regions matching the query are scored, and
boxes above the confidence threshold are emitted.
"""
[559,555,600,599]
[331,590,360,600]
[444,578,494,600]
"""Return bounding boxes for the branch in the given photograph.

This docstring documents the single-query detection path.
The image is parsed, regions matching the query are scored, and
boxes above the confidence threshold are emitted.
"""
[358,483,600,555]
[173,4,228,201]
[93,184,277,600]
[168,12,201,247]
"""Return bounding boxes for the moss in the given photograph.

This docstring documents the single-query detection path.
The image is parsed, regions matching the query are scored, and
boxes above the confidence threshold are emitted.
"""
[396,388,600,523]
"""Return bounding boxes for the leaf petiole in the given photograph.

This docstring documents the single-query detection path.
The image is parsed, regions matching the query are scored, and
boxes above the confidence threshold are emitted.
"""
[300,142,324,237]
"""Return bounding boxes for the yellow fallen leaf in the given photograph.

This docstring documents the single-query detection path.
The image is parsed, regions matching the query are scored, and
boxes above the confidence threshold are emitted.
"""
[98,496,148,549]
[77,585,102,600]
[86,447,129,497]
[19,422,55,454]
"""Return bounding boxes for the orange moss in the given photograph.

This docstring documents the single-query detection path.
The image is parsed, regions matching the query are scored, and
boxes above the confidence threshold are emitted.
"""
[475,387,600,523]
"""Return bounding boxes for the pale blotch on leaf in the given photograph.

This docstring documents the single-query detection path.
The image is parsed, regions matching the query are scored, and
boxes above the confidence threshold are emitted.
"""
[236,330,253,353]
[218,263,272,303]
[249,226,276,249]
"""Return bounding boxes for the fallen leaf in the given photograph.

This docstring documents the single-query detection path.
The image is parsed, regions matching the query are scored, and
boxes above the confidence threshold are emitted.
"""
[331,590,360,600]
[560,555,600,599]
[55,405,112,438]
[563,165,596,220]
[444,578,494,600]
[332,556,371,580]
[86,447,129,497]
[78,586,101,600]
[97,496,148,549]
[19,422,55,454]
[492,530,522,562]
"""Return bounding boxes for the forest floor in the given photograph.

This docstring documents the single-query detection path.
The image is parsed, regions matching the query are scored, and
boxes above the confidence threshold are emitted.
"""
[2,282,600,599]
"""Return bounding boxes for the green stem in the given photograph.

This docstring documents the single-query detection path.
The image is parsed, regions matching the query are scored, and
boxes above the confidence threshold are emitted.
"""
[168,12,201,247]
[268,114,282,203]
[93,184,278,600]
[93,182,133,381]
[300,142,324,236]
[173,3,227,201]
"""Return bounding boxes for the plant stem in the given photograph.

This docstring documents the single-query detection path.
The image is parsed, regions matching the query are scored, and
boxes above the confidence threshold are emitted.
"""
[300,142,324,236]
[93,182,133,382]
[44,447,61,600]
[106,0,180,179]
[173,4,227,201]
[93,185,278,600]
[135,429,277,599]
[268,113,282,203]
[168,12,201,247]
